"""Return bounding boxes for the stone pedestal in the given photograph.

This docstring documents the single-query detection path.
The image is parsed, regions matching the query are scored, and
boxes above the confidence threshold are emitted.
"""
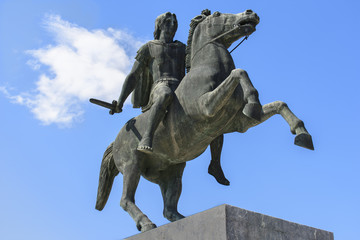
[125,204,334,240]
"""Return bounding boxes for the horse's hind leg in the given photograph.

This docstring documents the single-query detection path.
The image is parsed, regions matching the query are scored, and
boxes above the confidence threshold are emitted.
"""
[120,158,156,232]
[158,163,186,222]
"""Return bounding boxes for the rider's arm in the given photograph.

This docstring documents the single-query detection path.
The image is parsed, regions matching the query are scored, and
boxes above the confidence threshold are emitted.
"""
[116,60,144,112]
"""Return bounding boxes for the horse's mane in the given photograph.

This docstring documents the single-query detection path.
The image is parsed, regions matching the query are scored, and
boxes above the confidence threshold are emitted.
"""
[186,9,211,73]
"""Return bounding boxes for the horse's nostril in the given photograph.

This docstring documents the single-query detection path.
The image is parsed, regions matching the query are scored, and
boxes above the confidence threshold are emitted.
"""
[246,9,253,14]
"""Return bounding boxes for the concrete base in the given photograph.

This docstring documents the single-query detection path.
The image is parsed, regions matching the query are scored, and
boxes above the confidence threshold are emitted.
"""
[125,204,334,240]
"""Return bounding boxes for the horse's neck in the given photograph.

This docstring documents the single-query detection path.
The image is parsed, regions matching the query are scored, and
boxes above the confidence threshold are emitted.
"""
[191,40,235,73]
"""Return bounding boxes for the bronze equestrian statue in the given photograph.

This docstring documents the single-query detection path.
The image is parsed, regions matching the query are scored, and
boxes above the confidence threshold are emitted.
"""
[94,9,314,232]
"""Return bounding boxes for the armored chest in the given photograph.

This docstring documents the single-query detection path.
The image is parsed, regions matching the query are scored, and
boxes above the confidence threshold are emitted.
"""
[148,41,185,79]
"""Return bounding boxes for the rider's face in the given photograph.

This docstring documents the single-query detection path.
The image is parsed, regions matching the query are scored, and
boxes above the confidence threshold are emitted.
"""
[161,15,177,36]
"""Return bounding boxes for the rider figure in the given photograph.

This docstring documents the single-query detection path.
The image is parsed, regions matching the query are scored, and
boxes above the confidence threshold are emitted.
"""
[115,12,231,185]
[115,12,185,153]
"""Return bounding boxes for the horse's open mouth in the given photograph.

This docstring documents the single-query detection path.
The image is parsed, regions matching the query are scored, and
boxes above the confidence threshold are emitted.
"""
[237,19,258,28]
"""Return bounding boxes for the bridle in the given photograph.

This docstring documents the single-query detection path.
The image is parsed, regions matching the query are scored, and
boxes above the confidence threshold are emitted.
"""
[191,24,249,61]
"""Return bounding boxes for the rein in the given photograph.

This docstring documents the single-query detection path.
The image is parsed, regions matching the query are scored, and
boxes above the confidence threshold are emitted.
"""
[229,35,248,53]
[191,24,249,61]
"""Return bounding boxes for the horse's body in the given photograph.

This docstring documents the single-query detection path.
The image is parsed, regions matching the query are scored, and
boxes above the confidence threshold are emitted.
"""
[95,10,314,232]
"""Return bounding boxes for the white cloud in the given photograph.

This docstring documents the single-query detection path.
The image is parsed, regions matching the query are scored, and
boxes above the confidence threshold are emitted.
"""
[5,14,144,127]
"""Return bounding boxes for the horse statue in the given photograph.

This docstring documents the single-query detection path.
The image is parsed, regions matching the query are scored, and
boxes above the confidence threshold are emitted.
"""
[95,9,314,232]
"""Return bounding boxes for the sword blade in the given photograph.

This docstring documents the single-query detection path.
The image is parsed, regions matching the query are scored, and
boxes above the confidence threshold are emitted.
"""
[89,98,116,110]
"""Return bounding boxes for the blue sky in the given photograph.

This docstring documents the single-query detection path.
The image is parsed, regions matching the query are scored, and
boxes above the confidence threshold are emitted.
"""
[1,0,359,239]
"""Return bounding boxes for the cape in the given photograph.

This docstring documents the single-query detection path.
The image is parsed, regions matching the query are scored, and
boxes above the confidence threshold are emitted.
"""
[131,42,152,109]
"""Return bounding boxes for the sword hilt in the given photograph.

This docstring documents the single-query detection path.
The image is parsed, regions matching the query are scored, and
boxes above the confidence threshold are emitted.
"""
[109,100,120,115]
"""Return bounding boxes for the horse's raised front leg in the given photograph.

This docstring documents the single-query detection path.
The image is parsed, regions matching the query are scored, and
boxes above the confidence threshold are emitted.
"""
[158,163,186,222]
[245,101,314,150]
[197,69,242,118]
[120,158,156,232]
[238,70,262,121]
[197,69,261,120]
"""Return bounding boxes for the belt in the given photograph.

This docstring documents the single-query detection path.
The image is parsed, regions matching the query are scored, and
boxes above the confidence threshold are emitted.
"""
[154,77,180,83]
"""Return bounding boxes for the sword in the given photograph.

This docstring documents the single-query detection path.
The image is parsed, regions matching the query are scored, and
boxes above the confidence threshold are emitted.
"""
[89,98,120,115]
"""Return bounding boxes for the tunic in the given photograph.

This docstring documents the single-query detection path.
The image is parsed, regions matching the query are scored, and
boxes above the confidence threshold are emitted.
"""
[131,40,186,112]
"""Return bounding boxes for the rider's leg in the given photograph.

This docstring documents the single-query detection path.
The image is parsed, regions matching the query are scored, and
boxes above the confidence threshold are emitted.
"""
[137,84,173,153]
[208,135,230,186]
[238,69,262,121]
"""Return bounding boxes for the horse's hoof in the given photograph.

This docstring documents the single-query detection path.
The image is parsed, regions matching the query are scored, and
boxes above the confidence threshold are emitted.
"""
[295,133,314,150]
[242,102,262,121]
[140,223,157,232]
[137,145,153,154]
[164,211,185,222]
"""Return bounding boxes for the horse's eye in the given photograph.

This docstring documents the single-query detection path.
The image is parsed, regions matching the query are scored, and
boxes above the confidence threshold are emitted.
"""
[213,11,221,17]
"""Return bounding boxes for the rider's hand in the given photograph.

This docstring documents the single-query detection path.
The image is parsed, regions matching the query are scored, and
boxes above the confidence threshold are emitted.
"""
[115,102,123,113]
[109,101,122,115]
[114,106,123,113]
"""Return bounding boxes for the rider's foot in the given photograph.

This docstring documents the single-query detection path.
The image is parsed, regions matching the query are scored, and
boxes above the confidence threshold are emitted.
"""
[243,102,262,122]
[137,137,153,153]
[208,161,230,186]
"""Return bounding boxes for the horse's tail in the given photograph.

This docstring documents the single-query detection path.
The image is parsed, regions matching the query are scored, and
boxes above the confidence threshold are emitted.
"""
[95,142,119,211]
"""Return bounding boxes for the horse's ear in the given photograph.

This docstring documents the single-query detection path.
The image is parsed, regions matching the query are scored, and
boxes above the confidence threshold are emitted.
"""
[191,9,210,24]
[201,9,211,16]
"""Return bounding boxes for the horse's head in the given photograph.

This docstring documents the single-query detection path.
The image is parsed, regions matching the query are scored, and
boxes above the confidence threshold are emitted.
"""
[198,9,259,47]
[186,9,260,71]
